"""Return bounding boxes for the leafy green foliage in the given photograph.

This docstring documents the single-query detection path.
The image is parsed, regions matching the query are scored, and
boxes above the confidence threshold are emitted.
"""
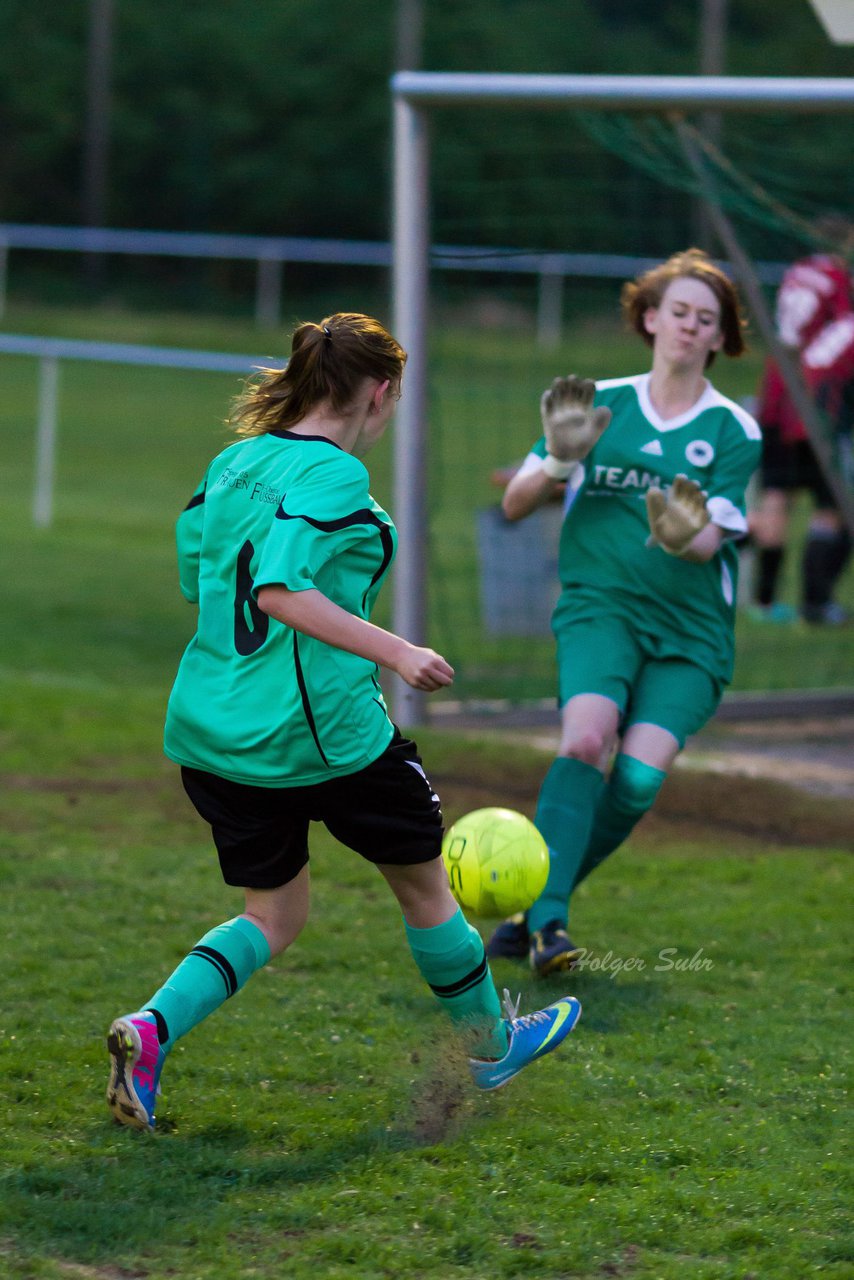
[1,0,853,251]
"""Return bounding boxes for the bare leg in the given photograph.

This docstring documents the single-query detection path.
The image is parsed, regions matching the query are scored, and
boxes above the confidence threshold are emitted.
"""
[557,692,620,764]
[243,863,310,957]
[619,721,681,772]
[376,856,458,928]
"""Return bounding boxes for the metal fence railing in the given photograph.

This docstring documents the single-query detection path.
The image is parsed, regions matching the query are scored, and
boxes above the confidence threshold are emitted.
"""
[0,331,282,528]
[0,222,788,345]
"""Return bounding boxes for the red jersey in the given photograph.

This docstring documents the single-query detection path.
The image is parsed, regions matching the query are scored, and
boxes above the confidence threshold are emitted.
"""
[802,313,854,432]
[775,254,852,349]
[759,255,854,442]
[802,312,854,387]
[757,358,807,443]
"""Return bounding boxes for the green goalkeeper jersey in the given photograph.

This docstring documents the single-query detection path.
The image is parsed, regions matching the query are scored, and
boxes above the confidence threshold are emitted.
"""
[164,430,397,786]
[528,373,761,684]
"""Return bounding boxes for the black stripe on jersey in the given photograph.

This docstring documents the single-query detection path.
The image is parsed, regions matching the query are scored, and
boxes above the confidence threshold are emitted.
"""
[293,632,330,767]
[428,956,489,999]
[191,945,238,997]
[275,505,394,609]
[183,484,206,511]
[268,430,344,449]
[360,521,395,610]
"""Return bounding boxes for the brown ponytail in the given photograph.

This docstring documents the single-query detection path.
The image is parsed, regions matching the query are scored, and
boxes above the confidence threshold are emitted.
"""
[230,313,406,437]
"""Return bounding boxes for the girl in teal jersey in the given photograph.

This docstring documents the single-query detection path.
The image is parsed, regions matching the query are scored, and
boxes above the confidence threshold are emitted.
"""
[486,250,761,976]
[106,313,581,1130]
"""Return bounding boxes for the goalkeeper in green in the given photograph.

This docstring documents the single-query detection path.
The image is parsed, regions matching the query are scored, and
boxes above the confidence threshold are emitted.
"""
[105,312,582,1131]
[486,249,761,976]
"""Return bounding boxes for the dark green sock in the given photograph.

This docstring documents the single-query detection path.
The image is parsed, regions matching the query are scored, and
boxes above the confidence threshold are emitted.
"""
[527,757,603,934]
[405,908,507,1059]
[144,916,271,1051]
[571,754,667,892]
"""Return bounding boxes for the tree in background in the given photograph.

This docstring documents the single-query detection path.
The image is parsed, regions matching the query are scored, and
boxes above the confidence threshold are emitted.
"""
[0,0,851,250]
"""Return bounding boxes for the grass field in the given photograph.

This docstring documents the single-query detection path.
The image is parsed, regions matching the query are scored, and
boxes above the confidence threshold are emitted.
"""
[1,671,851,1280]
[1,299,852,1278]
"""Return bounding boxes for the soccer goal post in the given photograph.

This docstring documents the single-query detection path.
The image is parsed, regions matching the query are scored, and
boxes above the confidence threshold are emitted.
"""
[390,72,854,726]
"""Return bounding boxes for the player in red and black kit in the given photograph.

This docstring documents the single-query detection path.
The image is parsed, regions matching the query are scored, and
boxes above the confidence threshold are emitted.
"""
[751,222,853,624]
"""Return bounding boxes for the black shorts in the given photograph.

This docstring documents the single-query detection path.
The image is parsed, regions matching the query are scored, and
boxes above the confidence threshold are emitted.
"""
[181,730,444,890]
[761,429,837,508]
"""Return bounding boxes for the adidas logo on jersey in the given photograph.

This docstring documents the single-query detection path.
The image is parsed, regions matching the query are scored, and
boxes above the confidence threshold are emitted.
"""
[640,439,663,456]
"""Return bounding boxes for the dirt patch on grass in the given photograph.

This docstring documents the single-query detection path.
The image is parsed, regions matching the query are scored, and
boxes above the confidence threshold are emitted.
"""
[5,754,852,852]
[433,765,853,851]
[4,773,167,795]
[53,1262,149,1279]
[647,768,852,849]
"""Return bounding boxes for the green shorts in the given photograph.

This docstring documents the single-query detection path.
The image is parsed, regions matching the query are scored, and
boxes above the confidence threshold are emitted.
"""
[552,605,723,748]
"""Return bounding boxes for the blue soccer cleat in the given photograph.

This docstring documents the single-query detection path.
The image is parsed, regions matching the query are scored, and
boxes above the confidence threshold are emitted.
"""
[469,989,582,1091]
[106,1012,167,1131]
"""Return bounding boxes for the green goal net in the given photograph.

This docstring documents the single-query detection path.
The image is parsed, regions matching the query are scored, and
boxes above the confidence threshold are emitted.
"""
[394,84,854,709]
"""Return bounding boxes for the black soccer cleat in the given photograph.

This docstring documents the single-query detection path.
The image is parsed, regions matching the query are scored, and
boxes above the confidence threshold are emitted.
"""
[529,920,583,978]
[485,912,530,960]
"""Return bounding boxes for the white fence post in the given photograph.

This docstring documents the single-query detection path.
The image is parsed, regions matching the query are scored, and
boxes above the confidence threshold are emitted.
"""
[255,258,283,328]
[0,238,8,321]
[391,93,430,727]
[33,356,60,528]
[536,261,564,349]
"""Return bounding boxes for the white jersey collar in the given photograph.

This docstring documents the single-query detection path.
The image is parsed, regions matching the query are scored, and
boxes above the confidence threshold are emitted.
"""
[636,372,719,433]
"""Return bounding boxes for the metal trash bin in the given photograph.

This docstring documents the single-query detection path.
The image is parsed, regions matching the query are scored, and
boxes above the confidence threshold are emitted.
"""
[476,503,562,637]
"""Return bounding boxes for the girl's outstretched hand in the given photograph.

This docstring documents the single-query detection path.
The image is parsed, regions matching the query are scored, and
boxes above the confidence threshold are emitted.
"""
[540,375,612,464]
[645,474,711,555]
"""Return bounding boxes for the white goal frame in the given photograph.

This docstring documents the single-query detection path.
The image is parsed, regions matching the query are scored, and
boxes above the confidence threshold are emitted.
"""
[390,71,854,725]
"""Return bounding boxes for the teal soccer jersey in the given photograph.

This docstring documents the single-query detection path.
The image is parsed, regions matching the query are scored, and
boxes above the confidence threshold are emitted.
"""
[528,373,762,683]
[164,431,397,786]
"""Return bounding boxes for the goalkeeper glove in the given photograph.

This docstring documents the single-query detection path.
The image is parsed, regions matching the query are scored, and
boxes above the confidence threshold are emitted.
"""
[645,474,711,555]
[540,375,612,478]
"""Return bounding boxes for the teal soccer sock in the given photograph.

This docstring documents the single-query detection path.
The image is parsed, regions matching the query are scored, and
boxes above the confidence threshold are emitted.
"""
[405,908,507,1059]
[572,754,667,892]
[527,757,603,934]
[144,916,271,1051]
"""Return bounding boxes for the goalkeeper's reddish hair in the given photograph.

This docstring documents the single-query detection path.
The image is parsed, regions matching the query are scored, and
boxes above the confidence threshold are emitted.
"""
[231,312,406,436]
[621,248,747,368]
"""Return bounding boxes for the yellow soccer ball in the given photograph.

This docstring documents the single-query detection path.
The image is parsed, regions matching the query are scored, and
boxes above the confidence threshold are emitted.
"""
[442,807,549,918]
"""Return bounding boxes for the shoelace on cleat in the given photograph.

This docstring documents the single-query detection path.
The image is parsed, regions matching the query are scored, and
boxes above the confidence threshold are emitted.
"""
[501,989,521,1020]
[512,1010,550,1030]
[501,989,551,1030]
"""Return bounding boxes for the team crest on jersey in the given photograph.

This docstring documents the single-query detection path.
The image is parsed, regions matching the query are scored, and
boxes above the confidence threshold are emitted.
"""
[640,439,663,456]
[685,439,714,467]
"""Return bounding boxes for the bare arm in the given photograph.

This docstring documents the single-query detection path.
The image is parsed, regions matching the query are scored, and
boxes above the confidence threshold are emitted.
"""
[256,585,454,692]
[679,522,725,563]
[502,464,565,522]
